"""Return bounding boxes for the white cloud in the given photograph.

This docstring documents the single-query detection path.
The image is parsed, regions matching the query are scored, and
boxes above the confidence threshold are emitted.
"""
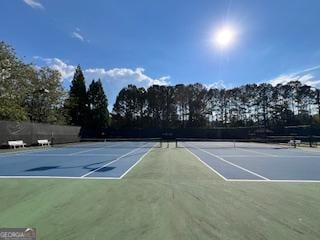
[72,32,85,42]
[85,67,170,87]
[34,57,170,108]
[204,80,225,89]
[23,0,44,9]
[34,56,76,80]
[85,67,170,109]
[71,28,89,42]
[268,65,320,88]
[204,80,232,89]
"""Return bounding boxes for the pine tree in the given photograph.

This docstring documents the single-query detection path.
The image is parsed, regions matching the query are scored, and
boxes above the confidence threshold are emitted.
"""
[66,65,88,126]
[87,79,109,129]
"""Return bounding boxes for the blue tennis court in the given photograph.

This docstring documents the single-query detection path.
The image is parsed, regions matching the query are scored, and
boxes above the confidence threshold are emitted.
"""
[0,141,156,179]
[2,139,320,182]
[181,141,320,182]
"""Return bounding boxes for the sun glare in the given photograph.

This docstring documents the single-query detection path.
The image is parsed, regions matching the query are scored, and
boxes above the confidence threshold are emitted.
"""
[214,26,236,49]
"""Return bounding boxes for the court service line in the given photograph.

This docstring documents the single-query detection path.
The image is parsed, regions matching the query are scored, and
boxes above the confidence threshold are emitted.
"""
[69,147,107,155]
[236,148,278,157]
[0,176,120,180]
[211,155,320,158]
[225,179,320,183]
[81,143,150,178]
[183,146,227,181]
[0,148,52,158]
[15,153,120,157]
[193,146,270,181]
[68,143,121,156]
[296,147,320,154]
[119,144,155,179]
[1,176,319,183]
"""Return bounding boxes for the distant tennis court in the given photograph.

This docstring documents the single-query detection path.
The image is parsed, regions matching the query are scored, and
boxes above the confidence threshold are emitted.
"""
[177,139,320,182]
[0,139,161,179]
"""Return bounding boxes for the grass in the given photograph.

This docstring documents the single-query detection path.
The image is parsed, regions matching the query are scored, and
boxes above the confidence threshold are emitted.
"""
[0,143,320,239]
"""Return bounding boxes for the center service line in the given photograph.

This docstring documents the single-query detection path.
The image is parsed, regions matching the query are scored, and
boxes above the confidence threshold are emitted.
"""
[193,146,270,181]
[81,143,150,178]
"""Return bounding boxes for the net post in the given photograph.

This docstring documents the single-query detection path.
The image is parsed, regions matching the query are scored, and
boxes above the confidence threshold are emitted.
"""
[309,135,313,148]
[50,131,54,146]
[293,136,297,148]
[175,139,178,148]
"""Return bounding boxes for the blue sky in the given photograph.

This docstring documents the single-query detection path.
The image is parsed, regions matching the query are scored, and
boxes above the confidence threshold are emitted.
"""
[1,0,320,108]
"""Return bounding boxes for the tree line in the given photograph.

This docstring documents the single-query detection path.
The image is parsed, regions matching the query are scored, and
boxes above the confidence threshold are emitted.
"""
[111,82,320,129]
[1,41,320,130]
[0,41,109,129]
[65,65,109,129]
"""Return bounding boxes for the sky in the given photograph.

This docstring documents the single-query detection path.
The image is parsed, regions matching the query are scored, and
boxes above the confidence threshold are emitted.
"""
[1,0,320,109]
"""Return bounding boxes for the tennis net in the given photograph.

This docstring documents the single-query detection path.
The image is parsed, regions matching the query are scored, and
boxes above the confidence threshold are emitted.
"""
[175,136,316,149]
[53,138,162,148]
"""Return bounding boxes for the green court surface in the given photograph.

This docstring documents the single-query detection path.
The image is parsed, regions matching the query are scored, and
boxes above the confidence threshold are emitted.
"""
[0,143,320,240]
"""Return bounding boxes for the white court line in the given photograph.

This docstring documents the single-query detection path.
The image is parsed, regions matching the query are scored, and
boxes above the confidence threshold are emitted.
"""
[182,141,278,157]
[236,148,278,157]
[68,143,121,156]
[192,146,270,181]
[226,179,320,183]
[184,145,320,183]
[0,176,120,180]
[195,141,277,157]
[69,147,108,155]
[0,142,121,157]
[212,155,320,158]
[0,148,53,158]
[183,146,227,181]
[1,175,320,183]
[12,153,120,157]
[296,147,320,154]
[81,143,150,178]
[119,144,155,179]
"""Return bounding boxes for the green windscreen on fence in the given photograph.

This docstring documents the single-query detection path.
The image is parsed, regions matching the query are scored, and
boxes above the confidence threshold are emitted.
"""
[0,120,81,147]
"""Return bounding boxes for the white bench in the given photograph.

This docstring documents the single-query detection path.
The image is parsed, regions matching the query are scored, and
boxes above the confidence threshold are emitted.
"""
[37,139,51,147]
[289,139,301,146]
[8,140,26,149]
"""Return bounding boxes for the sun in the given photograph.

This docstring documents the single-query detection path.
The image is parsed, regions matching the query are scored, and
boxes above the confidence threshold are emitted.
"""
[213,26,236,49]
